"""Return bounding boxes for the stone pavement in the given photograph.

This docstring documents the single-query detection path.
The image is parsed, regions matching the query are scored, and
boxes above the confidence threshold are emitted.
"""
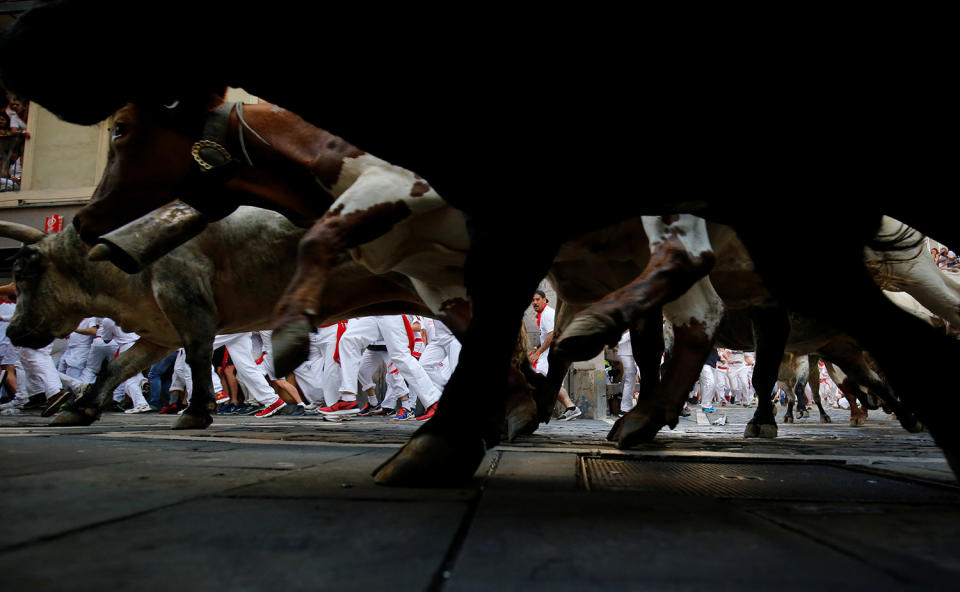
[1,403,958,591]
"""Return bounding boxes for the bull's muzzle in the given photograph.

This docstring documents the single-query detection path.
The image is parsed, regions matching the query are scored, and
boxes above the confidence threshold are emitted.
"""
[86,200,209,274]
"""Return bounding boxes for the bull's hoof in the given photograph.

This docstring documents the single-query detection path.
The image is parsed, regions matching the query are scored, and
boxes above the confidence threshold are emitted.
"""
[820,414,833,424]
[850,416,867,427]
[899,416,925,433]
[553,313,619,363]
[372,428,486,487]
[271,317,312,378]
[173,412,213,430]
[609,407,670,449]
[783,415,795,424]
[744,420,777,439]
[504,396,538,443]
[49,407,98,426]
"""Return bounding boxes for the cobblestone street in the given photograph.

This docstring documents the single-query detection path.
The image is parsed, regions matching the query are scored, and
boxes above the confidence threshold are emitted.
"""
[1,403,958,590]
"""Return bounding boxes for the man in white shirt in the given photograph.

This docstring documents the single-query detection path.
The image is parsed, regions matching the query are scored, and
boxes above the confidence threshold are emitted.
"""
[530,290,581,421]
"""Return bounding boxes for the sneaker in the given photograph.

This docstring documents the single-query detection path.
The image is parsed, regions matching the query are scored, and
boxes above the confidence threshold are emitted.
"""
[680,406,691,417]
[288,404,306,417]
[392,408,415,421]
[319,400,360,416]
[158,403,180,415]
[237,404,265,416]
[0,397,26,410]
[124,404,152,414]
[215,391,230,405]
[357,402,380,416]
[303,401,321,411]
[557,406,582,421]
[702,407,716,413]
[372,406,395,417]
[22,394,47,410]
[218,403,237,414]
[254,399,287,418]
[416,402,438,421]
[41,390,74,418]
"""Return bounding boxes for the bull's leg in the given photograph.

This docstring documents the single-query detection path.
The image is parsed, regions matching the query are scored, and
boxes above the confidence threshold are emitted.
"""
[272,206,416,377]
[554,215,716,363]
[51,341,169,426]
[840,382,868,427]
[373,222,562,487]
[745,308,789,439]
[173,339,217,429]
[609,276,723,449]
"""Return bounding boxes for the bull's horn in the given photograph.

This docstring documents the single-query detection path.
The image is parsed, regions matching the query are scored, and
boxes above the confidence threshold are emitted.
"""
[164,100,180,109]
[0,221,46,244]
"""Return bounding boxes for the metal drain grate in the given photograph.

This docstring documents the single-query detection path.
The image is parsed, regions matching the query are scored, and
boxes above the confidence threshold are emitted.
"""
[579,456,960,503]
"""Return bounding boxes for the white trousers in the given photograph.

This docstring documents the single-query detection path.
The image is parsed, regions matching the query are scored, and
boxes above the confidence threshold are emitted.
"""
[57,345,90,379]
[697,365,718,408]
[727,364,753,402]
[214,333,278,406]
[171,349,223,402]
[339,317,440,408]
[419,332,461,390]
[110,341,147,408]
[359,349,410,409]
[81,339,117,384]
[619,352,639,413]
[18,344,62,398]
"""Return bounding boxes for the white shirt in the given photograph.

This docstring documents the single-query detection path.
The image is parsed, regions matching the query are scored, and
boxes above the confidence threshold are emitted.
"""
[100,318,139,347]
[65,317,99,350]
[538,305,556,351]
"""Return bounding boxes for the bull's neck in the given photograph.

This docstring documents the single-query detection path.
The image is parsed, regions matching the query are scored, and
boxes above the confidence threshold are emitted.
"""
[225,103,387,204]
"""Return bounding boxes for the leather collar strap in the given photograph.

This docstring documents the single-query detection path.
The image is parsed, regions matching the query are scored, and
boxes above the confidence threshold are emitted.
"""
[191,102,237,171]
[179,102,243,218]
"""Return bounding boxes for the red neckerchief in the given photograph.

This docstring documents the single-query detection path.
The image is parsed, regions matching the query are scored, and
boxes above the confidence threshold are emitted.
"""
[332,320,348,364]
[536,307,543,326]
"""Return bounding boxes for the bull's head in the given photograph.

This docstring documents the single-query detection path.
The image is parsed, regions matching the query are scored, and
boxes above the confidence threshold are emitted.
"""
[72,92,236,247]
[0,221,75,348]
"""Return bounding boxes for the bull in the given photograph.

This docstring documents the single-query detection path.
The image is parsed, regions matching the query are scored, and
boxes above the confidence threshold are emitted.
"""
[1,208,433,428]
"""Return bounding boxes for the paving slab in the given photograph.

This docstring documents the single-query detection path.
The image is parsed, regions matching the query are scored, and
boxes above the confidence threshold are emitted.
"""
[0,497,465,592]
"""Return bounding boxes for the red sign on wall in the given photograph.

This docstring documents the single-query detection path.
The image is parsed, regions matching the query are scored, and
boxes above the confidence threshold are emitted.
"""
[44,215,64,233]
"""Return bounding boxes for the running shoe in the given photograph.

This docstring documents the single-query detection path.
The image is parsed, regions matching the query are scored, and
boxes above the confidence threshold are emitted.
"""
[254,399,287,418]
[357,402,380,416]
[288,404,306,417]
[557,406,582,421]
[415,402,438,421]
[215,391,230,405]
[41,390,74,418]
[702,407,716,413]
[237,404,265,416]
[124,404,152,414]
[318,400,360,416]
[392,408,415,421]
[374,407,396,417]
[218,403,237,414]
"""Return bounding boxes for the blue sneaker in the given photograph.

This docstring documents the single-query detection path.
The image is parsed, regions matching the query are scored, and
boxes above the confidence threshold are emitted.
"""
[357,402,380,416]
[392,408,415,421]
[219,403,237,414]
[702,407,716,413]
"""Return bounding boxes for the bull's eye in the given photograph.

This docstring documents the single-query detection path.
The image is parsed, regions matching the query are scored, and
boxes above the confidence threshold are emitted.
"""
[111,122,128,141]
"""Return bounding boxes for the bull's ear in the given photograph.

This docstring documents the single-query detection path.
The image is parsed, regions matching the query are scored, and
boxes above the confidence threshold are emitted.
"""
[0,221,46,244]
